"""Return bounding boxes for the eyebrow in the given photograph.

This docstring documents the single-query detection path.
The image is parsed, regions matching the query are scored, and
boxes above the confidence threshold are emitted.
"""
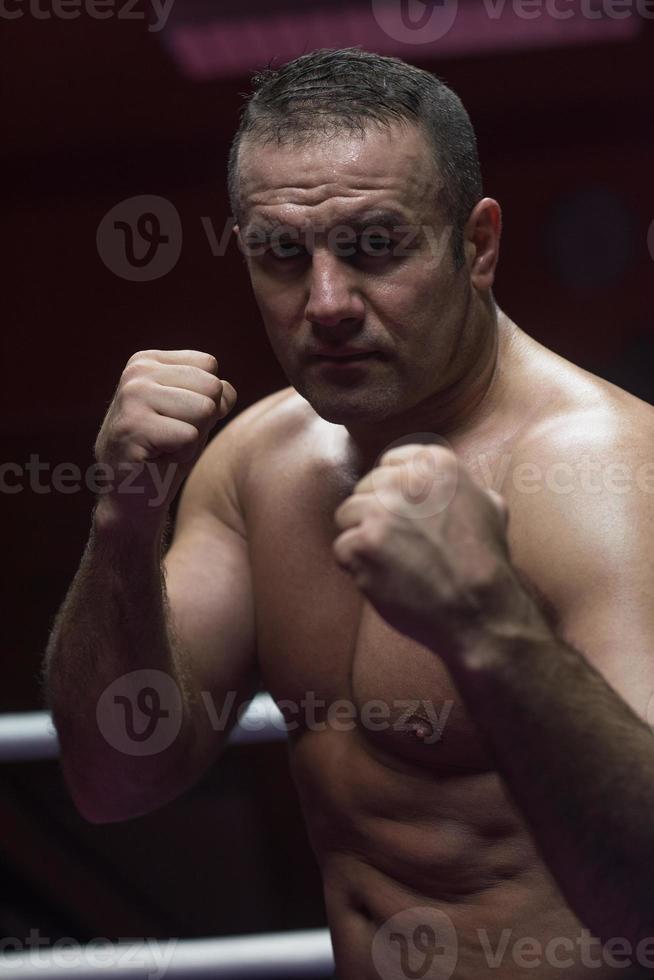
[335,209,413,233]
[243,209,414,243]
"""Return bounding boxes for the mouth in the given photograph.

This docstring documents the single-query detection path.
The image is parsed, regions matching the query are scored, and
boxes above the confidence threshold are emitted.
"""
[309,350,381,363]
[315,351,377,364]
[309,354,381,376]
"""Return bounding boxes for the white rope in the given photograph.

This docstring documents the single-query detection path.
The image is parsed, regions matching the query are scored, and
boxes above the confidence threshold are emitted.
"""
[0,694,286,762]
[0,704,325,979]
[0,712,60,762]
[229,692,288,746]
[0,929,334,978]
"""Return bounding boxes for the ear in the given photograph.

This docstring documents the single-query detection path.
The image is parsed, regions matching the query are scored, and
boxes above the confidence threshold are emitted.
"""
[463,198,502,291]
[233,224,248,259]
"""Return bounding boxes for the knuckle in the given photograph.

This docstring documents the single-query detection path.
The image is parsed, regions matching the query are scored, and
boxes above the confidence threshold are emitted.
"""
[380,449,402,467]
[205,373,223,398]
[430,445,456,466]
[177,424,200,447]
[124,443,148,464]
[202,353,219,374]
[359,520,386,552]
[120,377,149,402]
[127,349,155,366]
[110,415,136,447]
[121,361,147,383]
[110,415,131,441]
[196,394,218,419]
[363,496,386,521]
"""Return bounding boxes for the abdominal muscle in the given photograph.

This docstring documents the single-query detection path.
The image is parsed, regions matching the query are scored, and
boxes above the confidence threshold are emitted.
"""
[288,724,642,980]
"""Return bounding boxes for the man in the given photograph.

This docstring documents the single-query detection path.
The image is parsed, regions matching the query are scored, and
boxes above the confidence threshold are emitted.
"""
[45,48,654,979]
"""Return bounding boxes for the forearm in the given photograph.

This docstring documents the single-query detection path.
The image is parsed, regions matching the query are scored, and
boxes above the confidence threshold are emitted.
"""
[447,608,654,947]
[43,506,196,822]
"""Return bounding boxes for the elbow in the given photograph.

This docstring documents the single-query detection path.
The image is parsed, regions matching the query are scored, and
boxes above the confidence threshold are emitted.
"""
[67,786,146,825]
[60,763,155,825]
[62,766,186,824]
[69,789,170,824]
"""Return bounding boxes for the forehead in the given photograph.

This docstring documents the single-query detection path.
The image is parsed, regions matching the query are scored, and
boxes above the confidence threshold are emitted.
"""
[237,121,440,228]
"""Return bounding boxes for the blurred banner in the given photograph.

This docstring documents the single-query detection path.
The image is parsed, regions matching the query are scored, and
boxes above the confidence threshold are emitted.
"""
[160,0,644,80]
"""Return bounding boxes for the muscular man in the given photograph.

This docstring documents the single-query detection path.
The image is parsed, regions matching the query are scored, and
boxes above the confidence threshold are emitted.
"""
[45,49,654,979]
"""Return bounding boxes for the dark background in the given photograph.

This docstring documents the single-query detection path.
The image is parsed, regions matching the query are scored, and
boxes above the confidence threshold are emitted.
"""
[1,0,653,951]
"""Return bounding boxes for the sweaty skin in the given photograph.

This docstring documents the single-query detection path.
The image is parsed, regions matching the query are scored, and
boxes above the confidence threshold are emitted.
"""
[163,123,654,978]
[195,370,654,980]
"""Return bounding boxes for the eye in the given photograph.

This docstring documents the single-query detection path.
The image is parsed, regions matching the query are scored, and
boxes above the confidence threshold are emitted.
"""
[269,240,306,260]
[360,235,393,256]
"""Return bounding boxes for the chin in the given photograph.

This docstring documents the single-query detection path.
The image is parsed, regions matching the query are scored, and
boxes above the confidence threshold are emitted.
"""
[296,384,397,426]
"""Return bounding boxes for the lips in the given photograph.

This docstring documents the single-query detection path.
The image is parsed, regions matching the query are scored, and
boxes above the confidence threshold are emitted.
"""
[309,349,379,360]
[320,353,377,362]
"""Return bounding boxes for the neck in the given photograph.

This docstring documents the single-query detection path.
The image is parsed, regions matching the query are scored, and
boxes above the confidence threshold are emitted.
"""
[343,306,511,474]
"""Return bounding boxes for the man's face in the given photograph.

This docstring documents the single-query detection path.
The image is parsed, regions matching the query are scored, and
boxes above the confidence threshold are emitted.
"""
[235,121,472,425]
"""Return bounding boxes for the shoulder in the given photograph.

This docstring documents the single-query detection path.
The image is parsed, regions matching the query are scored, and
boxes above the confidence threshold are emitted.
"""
[509,360,654,494]
[210,385,318,476]
[502,355,654,618]
[494,347,654,709]
[199,385,313,462]
[491,329,654,494]
[179,386,318,526]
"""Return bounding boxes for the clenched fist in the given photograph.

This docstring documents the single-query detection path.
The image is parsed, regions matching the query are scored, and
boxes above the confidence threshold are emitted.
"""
[94,349,236,531]
[333,444,521,659]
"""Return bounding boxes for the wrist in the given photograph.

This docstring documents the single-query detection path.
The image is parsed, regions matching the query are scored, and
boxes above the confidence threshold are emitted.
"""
[92,496,170,550]
[438,562,553,665]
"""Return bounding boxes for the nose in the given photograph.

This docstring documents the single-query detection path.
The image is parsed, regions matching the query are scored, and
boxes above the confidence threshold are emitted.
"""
[304,248,365,332]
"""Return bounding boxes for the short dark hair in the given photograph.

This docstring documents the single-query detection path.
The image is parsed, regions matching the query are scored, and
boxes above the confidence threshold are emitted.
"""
[227,47,483,267]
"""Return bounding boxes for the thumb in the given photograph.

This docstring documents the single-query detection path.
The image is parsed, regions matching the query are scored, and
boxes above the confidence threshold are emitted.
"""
[218,380,238,419]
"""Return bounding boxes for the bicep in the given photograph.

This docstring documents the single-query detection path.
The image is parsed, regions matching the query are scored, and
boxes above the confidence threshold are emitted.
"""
[560,568,654,723]
[523,490,654,722]
[162,440,259,762]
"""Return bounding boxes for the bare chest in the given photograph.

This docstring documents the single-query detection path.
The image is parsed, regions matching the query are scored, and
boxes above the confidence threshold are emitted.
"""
[246,465,494,773]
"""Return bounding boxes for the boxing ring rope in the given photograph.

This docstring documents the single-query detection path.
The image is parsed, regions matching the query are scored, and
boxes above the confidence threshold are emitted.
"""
[0,930,334,978]
[0,692,287,762]
[0,696,335,978]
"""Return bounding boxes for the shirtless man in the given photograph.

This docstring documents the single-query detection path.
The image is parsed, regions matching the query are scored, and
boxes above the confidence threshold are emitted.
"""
[44,49,654,979]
